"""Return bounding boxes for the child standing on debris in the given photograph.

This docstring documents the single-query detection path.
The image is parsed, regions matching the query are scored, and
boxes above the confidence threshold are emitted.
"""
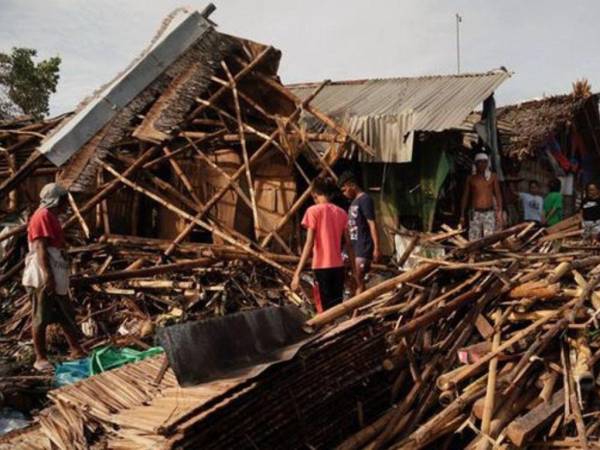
[519,180,544,224]
[582,181,600,241]
[543,178,563,227]
[338,172,380,294]
[292,177,358,312]
[22,183,85,371]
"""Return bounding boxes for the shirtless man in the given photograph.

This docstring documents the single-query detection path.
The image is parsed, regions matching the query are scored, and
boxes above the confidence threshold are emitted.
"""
[460,153,503,241]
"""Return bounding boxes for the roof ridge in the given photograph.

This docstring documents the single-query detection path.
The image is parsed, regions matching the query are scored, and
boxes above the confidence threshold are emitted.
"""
[286,68,511,88]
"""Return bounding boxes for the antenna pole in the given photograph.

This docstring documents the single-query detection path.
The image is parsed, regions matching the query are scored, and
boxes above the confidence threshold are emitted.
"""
[456,13,462,74]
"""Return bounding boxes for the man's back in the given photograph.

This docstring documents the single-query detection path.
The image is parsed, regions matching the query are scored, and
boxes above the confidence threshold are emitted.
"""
[349,193,375,258]
[302,203,348,269]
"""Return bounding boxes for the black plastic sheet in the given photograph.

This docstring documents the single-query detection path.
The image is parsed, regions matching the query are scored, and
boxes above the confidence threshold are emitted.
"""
[157,305,311,386]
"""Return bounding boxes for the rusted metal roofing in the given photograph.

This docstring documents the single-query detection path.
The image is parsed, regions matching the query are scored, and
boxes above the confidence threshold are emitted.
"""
[289,69,511,162]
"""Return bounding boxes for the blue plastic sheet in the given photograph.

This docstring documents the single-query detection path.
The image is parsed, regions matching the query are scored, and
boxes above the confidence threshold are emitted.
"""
[54,357,90,387]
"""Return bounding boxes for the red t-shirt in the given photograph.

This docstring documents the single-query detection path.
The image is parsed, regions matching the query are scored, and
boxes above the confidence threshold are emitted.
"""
[27,207,65,248]
[301,203,348,269]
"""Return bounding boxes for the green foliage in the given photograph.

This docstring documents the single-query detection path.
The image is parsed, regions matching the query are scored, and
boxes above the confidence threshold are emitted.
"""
[0,47,61,119]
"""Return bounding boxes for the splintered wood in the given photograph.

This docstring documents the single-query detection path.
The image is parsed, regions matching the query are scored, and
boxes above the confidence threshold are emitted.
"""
[0,29,380,449]
[327,221,600,450]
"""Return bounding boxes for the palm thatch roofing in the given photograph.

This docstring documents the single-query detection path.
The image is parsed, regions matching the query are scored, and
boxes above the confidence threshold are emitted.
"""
[496,94,598,159]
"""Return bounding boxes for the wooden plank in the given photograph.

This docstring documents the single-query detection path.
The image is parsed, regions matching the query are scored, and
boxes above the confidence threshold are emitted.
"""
[506,389,564,447]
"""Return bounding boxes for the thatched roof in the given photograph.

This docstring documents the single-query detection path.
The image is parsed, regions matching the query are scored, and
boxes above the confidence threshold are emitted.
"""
[496,94,596,159]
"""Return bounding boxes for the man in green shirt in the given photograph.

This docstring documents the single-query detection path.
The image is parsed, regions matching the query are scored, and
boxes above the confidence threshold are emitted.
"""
[543,178,563,227]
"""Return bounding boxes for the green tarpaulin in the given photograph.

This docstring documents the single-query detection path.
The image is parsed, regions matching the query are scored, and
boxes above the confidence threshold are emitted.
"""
[54,346,163,386]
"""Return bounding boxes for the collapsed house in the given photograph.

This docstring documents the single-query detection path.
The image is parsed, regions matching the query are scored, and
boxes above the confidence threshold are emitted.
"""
[498,89,600,218]
[0,5,380,437]
[0,7,374,256]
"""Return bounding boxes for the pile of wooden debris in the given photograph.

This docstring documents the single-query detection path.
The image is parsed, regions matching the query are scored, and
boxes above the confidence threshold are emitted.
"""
[324,221,600,450]
[0,6,377,419]
[3,217,600,449]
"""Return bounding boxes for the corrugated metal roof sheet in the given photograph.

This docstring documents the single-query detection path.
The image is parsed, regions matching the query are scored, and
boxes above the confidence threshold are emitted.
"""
[39,8,212,167]
[289,70,511,162]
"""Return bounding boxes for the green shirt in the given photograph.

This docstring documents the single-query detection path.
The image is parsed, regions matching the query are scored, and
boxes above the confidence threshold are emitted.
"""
[543,192,563,226]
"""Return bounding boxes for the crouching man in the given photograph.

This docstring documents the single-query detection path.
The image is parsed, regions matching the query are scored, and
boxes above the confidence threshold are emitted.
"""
[22,183,84,371]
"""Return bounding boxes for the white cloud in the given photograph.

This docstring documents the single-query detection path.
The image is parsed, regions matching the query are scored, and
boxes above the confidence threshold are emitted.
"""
[1,0,600,114]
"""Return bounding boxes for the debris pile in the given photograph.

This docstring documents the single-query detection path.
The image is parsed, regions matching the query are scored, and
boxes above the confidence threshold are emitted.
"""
[326,222,600,450]
[3,218,600,449]
[3,318,388,449]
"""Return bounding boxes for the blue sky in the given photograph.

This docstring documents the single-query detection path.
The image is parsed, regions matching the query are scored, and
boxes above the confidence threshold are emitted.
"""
[1,0,599,115]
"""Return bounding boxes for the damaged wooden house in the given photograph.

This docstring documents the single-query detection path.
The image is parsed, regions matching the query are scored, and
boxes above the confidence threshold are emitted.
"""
[288,70,511,253]
[461,80,600,226]
[0,5,375,265]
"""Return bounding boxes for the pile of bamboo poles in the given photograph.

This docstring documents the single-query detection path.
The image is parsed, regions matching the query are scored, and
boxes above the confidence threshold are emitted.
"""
[3,218,600,449]
[304,221,600,450]
[0,235,309,355]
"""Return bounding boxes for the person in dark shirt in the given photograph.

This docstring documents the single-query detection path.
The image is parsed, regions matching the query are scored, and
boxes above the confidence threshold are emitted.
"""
[582,181,600,241]
[338,172,380,293]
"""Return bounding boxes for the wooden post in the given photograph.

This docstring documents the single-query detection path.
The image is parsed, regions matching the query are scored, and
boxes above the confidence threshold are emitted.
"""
[505,389,565,447]
[222,61,260,234]
[100,162,291,275]
[161,80,330,256]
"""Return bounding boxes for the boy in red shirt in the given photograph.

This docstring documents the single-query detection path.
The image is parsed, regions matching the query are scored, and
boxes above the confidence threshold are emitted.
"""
[291,178,358,311]
[22,183,84,371]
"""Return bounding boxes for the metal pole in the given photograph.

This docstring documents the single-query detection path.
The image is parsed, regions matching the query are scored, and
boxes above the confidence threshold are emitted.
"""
[456,13,462,74]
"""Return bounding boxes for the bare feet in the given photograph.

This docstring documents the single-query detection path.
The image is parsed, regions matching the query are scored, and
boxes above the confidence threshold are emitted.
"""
[69,348,87,360]
[33,359,53,372]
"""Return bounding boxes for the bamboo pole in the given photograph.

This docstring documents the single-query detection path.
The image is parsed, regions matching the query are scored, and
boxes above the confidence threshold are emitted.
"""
[448,296,580,388]
[477,310,502,450]
[183,136,254,211]
[565,341,590,450]
[67,193,90,240]
[307,263,438,328]
[100,162,291,275]
[162,145,203,206]
[188,46,273,119]
[251,70,376,158]
[223,61,260,233]
[73,258,213,285]
[161,80,330,257]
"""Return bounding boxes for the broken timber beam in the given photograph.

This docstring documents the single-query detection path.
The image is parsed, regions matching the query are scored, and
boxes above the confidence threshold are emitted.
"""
[505,389,564,447]
[307,262,438,328]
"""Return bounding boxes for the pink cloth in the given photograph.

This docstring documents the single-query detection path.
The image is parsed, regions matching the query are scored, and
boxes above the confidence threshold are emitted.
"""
[301,203,348,269]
